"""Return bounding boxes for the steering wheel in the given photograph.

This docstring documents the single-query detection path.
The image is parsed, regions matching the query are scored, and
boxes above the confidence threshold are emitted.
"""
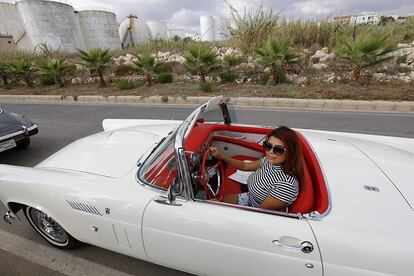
[201,149,224,200]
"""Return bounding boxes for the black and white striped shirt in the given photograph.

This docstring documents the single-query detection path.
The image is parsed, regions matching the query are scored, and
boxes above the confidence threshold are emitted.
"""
[247,157,299,208]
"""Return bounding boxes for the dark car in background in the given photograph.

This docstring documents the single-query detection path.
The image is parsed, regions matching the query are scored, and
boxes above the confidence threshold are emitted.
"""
[0,106,38,153]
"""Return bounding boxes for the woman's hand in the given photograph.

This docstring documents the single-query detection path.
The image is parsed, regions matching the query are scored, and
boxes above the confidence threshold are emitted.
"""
[209,147,223,159]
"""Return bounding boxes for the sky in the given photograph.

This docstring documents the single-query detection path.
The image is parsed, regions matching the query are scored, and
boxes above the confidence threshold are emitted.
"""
[3,0,414,33]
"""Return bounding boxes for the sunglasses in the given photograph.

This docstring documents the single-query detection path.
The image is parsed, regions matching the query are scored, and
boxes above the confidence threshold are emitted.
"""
[263,141,287,155]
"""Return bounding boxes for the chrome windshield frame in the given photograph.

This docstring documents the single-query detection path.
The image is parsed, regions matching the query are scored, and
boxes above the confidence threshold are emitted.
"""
[174,96,226,200]
[174,108,199,200]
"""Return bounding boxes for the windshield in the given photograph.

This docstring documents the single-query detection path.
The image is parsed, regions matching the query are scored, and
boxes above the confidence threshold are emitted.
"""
[137,130,177,190]
[137,96,234,191]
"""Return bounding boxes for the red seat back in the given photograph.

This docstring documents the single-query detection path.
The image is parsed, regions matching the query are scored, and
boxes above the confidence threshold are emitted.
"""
[288,158,315,213]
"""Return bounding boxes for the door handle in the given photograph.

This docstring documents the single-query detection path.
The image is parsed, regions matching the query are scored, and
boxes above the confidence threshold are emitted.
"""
[153,196,182,206]
[272,239,314,254]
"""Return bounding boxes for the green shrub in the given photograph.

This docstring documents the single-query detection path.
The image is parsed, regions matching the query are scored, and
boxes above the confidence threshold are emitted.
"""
[220,71,236,83]
[223,55,244,66]
[155,62,173,73]
[116,78,135,90]
[155,72,173,83]
[199,81,212,92]
[397,66,413,73]
[39,75,56,86]
[113,64,133,76]
[275,73,289,84]
[258,74,269,85]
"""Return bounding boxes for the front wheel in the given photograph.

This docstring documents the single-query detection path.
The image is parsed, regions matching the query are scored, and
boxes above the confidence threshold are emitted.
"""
[25,207,82,249]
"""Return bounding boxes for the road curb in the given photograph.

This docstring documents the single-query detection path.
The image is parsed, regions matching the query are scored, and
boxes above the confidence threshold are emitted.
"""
[0,95,413,113]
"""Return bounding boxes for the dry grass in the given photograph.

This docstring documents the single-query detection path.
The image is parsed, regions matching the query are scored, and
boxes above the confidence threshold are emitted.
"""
[1,81,412,101]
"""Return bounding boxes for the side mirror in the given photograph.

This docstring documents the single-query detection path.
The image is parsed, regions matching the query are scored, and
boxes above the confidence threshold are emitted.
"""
[167,178,183,205]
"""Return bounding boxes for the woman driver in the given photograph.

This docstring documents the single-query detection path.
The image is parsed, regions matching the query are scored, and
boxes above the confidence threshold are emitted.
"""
[209,126,304,211]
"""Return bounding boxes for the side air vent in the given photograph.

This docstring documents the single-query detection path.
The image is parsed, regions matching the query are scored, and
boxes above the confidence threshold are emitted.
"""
[67,200,103,216]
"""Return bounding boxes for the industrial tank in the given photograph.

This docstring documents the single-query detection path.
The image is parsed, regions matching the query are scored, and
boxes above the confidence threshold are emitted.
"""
[213,16,229,41]
[200,15,215,41]
[77,10,121,50]
[16,0,85,52]
[0,2,31,51]
[146,20,168,39]
[119,15,152,48]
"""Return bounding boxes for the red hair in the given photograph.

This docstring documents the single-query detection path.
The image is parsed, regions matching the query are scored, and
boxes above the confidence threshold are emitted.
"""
[266,126,304,184]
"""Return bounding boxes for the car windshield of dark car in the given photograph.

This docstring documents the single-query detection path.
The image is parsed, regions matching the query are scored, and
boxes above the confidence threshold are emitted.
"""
[137,131,177,190]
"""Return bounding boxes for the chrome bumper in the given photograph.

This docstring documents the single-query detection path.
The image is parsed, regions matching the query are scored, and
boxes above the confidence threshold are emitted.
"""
[3,211,16,224]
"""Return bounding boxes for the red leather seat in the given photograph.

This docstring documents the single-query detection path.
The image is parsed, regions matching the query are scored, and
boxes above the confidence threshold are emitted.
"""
[223,155,315,214]
[185,123,328,214]
[288,159,315,213]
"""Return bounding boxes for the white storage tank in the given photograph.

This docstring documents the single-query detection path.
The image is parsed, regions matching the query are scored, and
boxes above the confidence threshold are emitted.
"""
[146,20,168,39]
[119,15,152,48]
[200,15,215,41]
[77,9,121,50]
[0,2,31,51]
[16,0,85,52]
[213,16,229,41]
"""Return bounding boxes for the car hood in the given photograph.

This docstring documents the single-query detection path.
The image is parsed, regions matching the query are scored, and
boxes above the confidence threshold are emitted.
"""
[350,139,414,211]
[36,121,181,177]
[0,109,21,135]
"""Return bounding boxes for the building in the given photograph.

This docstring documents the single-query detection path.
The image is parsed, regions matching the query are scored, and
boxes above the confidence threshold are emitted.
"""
[0,0,121,52]
[350,13,380,25]
[0,34,17,51]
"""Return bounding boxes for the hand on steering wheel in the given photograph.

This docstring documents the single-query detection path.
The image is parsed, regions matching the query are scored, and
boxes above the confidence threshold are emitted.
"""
[201,148,224,200]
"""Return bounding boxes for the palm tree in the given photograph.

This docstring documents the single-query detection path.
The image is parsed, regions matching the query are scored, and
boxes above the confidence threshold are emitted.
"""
[6,59,37,87]
[255,38,299,85]
[0,61,11,86]
[337,35,396,81]
[184,46,221,84]
[38,58,70,87]
[130,55,162,87]
[78,48,112,87]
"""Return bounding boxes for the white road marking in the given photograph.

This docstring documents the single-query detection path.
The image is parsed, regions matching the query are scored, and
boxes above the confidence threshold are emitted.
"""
[0,229,133,276]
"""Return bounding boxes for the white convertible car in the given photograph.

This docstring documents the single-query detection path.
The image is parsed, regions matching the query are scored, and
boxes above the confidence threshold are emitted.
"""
[1,96,413,276]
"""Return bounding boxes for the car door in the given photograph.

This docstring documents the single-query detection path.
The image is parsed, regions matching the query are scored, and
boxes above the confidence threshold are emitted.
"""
[142,199,322,276]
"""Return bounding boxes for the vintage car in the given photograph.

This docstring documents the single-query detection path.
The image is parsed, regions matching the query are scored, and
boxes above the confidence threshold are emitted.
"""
[0,96,413,276]
[0,105,38,152]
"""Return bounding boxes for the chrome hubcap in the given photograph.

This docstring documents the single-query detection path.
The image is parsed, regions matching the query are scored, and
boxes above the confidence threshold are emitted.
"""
[30,209,68,244]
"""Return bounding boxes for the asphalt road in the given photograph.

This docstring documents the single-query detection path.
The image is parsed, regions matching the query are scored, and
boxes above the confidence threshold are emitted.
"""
[0,102,413,276]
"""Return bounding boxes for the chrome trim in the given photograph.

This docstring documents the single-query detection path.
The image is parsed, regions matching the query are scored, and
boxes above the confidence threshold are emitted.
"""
[200,200,303,219]
[0,124,38,142]
[272,240,314,254]
[174,107,200,200]
[363,185,380,192]
[3,211,15,224]
[153,196,182,206]
[67,200,103,216]
[304,211,323,221]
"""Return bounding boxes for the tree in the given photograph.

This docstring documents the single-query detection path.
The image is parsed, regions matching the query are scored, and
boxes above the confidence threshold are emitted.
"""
[78,48,112,87]
[337,35,396,81]
[0,61,11,86]
[131,55,162,87]
[184,46,221,84]
[255,38,299,85]
[6,59,37,87]
[38,58,70,87]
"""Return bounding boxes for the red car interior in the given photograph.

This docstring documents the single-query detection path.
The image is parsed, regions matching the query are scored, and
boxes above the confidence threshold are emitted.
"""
[185,123,329,215]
